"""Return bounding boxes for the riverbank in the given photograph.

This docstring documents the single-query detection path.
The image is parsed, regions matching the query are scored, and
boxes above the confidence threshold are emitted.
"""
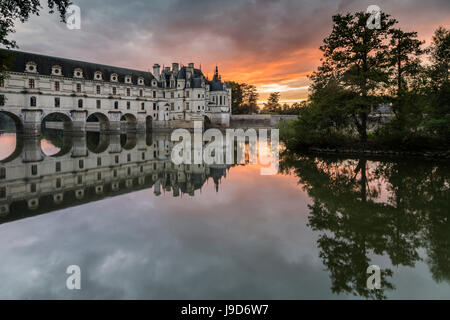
[304,147,450,159]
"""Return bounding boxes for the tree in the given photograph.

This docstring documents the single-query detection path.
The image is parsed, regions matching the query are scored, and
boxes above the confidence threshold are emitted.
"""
[263,92,280,113]
[230,81,259,114]
[387,29,424,126]
[422,27,450,143]
[310,11,397,143]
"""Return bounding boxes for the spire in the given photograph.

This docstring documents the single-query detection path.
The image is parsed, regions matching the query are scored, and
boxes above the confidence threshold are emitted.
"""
[213,65,219,81]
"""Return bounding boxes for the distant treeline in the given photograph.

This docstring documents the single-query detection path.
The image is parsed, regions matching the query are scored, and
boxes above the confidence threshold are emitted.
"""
[280,11,449,152]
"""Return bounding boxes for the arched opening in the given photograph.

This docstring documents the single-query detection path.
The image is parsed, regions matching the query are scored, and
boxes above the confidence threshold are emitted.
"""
[87,112,110,132]
[0,111,23,133]
[121,133,137,150]
[0,111,24,162]
[40,113,73,156]
[121,113,137,132]
[146,115,153,132]
[204,115,212,129]
[87,132,110,154]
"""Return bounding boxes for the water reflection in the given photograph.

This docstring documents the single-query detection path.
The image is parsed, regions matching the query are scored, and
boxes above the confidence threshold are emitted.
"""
[0,131,230,223]
[280,153,450,299]
[0,131,448,299]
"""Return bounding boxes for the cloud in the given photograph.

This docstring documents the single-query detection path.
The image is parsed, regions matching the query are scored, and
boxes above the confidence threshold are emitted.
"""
[5,0,450,102]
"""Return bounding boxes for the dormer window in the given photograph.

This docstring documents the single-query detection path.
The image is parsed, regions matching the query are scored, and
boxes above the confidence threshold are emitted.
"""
[151,80,157,87]
[125,75,132,84]
[138,77,144,85]
[26,62,37,73]
[74,68,83,78]
[94,71,103,80]
[111,73,118,82]
[52,65,62,76]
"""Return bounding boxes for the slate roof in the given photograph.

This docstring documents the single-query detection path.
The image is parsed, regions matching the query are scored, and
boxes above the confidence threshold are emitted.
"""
[0,48,155,86]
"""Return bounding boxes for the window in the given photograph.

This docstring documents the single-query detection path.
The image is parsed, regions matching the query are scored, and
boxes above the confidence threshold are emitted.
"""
[30,183,36,193]
[142,153,145,160]
[186,91,190,98]
[30,96,37,107]
[127,101,131,110]
[97,157,102,166]
[127,167,131,175]
[29,79,35,89]
[31,165,38,175]
[186,102,189,110]
[170,103,174,111]
[55,81,60,91]
[76,83,81,93]
[153,91,156,98]
[96,85,101,94]
[114,101,119,109]
[96,100,101,109]
[77,176,83,184]
[0,167,5,179]
[112,87,117,95]
[220,96,223,105]
[153,103,156,111]
[56,178,61,188]
[127,154,131,162]
[0,78,4,87]
[171,92,174,99]
[0,187,5,199]
[78,99,83,108]
[141,102,145,111]
[113,169,117,177]
[198,94,200,98]
[115,155,119,164]
[139,89,143,97]
[56,162,61,172]
[0,95,5,106]
[127,88,130,96]
[54,97,60,108]
[79,160,84,169]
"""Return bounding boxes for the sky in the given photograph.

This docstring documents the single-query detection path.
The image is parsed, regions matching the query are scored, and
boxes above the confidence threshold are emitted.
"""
[4,0,450,104]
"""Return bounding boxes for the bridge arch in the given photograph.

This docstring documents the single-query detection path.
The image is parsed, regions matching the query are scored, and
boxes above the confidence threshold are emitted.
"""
[121,113,137,132]
[87,132,110,154]
[87,112,110,131]
[146,115,153,131]
[121,133,137,150]
[41,112,73,132]
[0,110,24,133]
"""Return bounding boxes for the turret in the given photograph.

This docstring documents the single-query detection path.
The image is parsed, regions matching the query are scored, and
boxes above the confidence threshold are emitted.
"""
[153,64,160,78]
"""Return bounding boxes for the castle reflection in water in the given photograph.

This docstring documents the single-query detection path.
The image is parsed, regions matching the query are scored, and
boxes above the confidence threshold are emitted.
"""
[0,130,230,224]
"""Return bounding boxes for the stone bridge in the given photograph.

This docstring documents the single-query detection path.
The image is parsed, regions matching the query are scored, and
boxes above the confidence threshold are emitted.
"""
[0,104,170,137]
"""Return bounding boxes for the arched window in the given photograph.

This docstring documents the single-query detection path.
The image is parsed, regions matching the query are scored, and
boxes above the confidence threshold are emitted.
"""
[30,96,37,107]
[78,99,83,108]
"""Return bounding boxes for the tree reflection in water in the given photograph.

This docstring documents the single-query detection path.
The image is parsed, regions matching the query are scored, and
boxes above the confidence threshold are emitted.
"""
[280,152,450,299]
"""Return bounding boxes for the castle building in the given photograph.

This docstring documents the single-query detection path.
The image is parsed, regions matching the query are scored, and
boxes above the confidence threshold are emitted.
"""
[0,49,231,135]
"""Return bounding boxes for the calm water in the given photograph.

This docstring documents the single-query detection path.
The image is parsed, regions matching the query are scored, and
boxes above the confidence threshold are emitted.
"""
[0,131,449,299]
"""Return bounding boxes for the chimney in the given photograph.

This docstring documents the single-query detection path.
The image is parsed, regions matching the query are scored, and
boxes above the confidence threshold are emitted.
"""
[153,64,160,78]
[172,63,179,73]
